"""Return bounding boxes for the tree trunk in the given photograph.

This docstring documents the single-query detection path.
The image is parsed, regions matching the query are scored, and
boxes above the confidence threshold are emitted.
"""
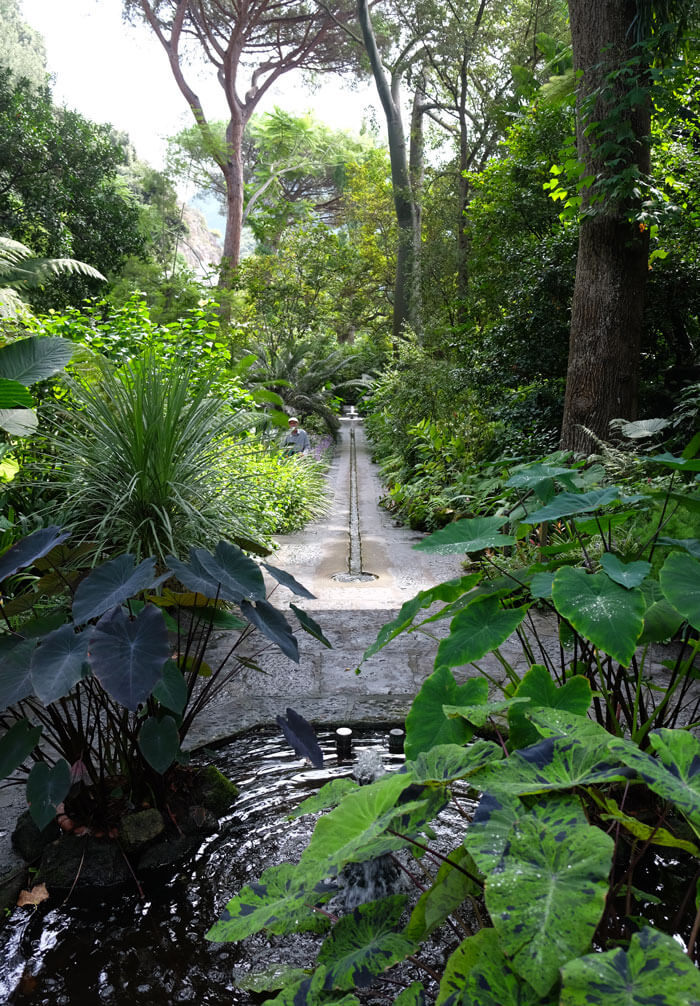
[561,0,651,453]
[356,0,419,343]
[408,79,425,336]
[219,115,245,287]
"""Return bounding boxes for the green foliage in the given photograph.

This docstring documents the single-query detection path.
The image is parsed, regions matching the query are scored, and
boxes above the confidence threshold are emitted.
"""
[205,448,700,1000]
[0,67,143,308]
[0,237,105,318]
[0,525,323,831]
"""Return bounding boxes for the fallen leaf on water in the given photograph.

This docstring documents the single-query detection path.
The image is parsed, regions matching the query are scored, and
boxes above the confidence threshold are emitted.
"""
[17,883,49,907]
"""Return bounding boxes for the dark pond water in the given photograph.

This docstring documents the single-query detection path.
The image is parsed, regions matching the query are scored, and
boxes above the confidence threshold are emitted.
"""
[0,725,442,1006]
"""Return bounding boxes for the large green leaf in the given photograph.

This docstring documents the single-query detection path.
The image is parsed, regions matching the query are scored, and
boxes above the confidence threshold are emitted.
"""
[552,567,645,665]
[88,604,170,711]
[414,517,514,555]
[290,778,359,819]
[0,407,38,435]
[508,665,592,751]
[361,574,481,662]
[26,758,71,830]
[469,734,631,797]
[406,846,481,942]
[0,637,36,711]
[444,697,530,728]
[405,667,488,759]
[409,740,503,783]
[166,541,265,603]
[261,967,358,1005]
[436,596,528,669]
[72,555,161,625]
[599,553,650,588]
[318,894,417,990]
[240,599,299,662]
[438,928,556,1006]
[138,715,181,774]
[608,729,700,834]
[465,791,524,875]
[659,551,700,630]
[0,525,68,584]
[475,795,614,997]
[657,536,700,559]
[30,623,90,704]
[526,487,622,522]
[506,461,581,498]
[0,719,41,779]
[206,862,331,942]
[0,378,33,408]
[559,927,700,1005]
[301,771,419,873]
[639,579,684,644]
[395,983,426,1005]
[0,336,74,385]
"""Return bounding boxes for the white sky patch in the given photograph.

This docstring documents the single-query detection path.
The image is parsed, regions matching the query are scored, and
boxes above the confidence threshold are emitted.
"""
[21,0,380,169]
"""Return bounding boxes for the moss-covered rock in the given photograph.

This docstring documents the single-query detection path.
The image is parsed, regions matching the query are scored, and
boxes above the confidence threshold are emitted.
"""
[119,808,165,854]
[195,764,238,817]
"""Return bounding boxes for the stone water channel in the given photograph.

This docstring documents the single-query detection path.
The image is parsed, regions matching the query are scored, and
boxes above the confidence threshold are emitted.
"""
[0,411,483,1004]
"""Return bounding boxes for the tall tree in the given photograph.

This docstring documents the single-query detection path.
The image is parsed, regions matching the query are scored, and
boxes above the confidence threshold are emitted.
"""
[125,0,358,281]
[560,0,697,451]
[0,0,46,88]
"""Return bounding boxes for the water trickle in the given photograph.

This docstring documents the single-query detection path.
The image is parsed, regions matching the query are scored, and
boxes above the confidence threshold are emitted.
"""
[331,412,377,583]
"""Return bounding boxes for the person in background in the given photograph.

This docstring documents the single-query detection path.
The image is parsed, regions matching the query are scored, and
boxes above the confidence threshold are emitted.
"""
[283,416,310,454]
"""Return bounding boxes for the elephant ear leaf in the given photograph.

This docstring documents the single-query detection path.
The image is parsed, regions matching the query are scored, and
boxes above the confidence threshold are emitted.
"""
[73,555,161,624]
[466,794,613,998]
[27,759,71,830]
[405,666,488,759]
[206,862,331,942]
[439,928,552,1006]
[0,719,41,779]
[560,927,700,1005]
[88,604,170,711]
[276,708,323,768]
[317,895,417,990]
[0,525,68,584]
[138,715,181,774]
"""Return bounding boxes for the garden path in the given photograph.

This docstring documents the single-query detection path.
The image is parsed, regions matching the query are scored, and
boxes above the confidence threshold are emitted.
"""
[186,411,551,748]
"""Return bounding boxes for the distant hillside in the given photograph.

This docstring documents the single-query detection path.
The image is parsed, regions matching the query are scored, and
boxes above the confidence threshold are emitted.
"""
[179,204,222,275]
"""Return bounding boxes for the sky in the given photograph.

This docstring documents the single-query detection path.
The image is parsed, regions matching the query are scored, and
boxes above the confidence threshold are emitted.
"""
[20,0,380,170]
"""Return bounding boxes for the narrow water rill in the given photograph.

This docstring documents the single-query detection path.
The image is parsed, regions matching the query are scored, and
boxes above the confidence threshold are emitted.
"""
[332,408,377,583]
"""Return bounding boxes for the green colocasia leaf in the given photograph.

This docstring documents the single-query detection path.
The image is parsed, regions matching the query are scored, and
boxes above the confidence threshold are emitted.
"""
[649,451,700,472]
[438,928,557,1006]
[508,665,592,751]
[413,517,515,555]
[394,983,426,1005]
[300,771,420,873]
[72,555,161,625]
[152,659,188,716]
[436,596,529,670]
[530,571,554,599]
[317,894,417,990]
[659,551,700,631]
[599,553,650,588]
[471,794,614,997]
[639,579,684,644]
[559,927,700,1005]
[405,667,488,759]
[206,862,332,942]
[608,729,700,836]
[657,537,700,559]
[361,574,481,662]
[444,697,530,728]
[552,567,645,666]
[88,604,170,711]
[469,734,631,797]
[407,846,481,942]
[409,740,504,784]
[30,623,90,705]
[138,715,180,774]
[27,758,71,830]
[594,793,700,855]
[526,487,622,523]
[0,719,41,779]
[289,778,359,819]
[0,336,74,385]
[259,966,359,1004]
[505,462,581,500]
